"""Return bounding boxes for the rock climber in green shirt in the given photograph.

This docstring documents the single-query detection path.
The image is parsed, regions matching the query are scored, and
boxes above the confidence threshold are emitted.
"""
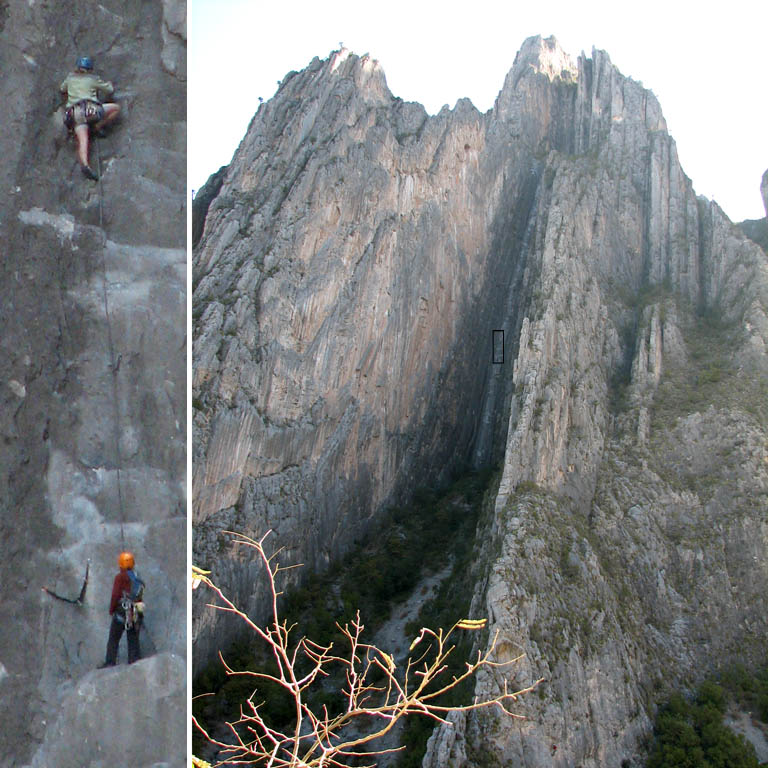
[60,56,121,181]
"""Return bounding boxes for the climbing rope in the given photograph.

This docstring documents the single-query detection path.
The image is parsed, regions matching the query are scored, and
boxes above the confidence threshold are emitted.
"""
[95,137,126,549]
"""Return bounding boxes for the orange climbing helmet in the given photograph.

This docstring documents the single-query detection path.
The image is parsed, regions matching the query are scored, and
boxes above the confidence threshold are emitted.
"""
[118,551,135,570]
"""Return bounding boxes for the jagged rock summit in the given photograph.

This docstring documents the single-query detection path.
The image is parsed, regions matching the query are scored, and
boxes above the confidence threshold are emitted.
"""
[193,36,767,766]
[0,1,186,766]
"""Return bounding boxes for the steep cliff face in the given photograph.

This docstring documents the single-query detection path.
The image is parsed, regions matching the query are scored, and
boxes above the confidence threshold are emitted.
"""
[0,2,186,766]
[192,36,768,764]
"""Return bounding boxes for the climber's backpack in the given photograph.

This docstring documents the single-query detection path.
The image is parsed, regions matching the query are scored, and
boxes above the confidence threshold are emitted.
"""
[119,569,146,630]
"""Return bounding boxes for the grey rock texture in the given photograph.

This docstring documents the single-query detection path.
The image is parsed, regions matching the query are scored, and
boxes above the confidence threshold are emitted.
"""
[31,653,186,768]
[161,0,187,80]
[192,36,768,765]
[0,2,186,766]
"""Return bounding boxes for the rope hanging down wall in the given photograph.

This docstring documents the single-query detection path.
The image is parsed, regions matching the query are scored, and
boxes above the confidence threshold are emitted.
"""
[95,137,126,550]
[42,134,127,607]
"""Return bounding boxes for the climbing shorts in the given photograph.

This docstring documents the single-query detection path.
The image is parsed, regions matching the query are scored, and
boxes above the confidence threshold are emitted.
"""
[64,99,104,130]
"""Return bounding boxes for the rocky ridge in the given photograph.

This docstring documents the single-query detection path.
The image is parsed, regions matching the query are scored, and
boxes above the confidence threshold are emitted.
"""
[0,2,186,766]
[192,36,768,765]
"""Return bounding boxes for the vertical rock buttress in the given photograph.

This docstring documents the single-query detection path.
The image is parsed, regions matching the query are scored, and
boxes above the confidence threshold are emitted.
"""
[0,2,186,766]
[423,45,768,768]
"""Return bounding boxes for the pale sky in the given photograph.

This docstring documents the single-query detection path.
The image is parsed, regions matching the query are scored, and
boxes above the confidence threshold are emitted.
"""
[190,0,767,222]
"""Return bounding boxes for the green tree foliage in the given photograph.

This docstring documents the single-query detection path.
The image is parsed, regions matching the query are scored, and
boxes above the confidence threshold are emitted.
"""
[647,683,761,768]
[720,664,768,725]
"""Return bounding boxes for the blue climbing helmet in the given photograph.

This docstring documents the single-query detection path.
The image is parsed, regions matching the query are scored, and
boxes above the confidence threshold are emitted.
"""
[76,56,93,71]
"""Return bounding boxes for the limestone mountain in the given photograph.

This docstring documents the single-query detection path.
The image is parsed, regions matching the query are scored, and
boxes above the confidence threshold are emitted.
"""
[0,1,186,766]
[192,36,768,766]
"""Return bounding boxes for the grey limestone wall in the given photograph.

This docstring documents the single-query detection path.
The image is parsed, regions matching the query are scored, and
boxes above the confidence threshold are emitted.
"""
[0,1,186,765]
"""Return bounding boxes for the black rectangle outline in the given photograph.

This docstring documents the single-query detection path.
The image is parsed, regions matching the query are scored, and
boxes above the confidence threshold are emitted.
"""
[492,329,504,364]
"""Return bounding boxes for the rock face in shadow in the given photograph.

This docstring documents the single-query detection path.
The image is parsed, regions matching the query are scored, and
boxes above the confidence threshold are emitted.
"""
[192,164,227,249]
[0,2,186,765]
[192,36,767,765]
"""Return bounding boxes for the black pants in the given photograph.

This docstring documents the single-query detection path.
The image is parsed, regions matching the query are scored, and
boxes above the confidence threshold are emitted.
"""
[105,615,141,665]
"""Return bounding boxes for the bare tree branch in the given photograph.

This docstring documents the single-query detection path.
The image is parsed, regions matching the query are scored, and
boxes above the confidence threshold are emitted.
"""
[193,530,541,767]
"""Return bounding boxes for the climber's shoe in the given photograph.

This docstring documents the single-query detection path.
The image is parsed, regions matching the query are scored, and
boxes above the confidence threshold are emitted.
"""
[98,662,115,669]
[81,164,98,181]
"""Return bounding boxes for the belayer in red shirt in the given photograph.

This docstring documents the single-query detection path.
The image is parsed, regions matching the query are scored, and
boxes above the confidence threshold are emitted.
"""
[101,551,145,666]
